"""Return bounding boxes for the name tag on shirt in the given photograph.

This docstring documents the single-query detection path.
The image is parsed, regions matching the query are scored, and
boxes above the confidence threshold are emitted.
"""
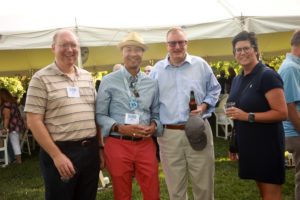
[67,87,80,98]
[125,113,139,124]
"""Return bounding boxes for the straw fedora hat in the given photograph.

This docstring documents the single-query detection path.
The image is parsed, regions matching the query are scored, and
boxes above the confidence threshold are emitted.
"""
[117,32,148,51]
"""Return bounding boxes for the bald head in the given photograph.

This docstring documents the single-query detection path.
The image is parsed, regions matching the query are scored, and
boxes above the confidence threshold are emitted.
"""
[52,29,79,45]
[113,64,123,72]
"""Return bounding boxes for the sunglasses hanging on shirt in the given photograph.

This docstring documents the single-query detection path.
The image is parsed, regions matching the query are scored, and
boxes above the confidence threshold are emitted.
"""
[130,81,140,97]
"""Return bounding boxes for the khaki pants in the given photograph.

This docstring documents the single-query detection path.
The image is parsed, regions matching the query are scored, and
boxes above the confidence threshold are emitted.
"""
[286,136,300,200]
[158,119,214,200]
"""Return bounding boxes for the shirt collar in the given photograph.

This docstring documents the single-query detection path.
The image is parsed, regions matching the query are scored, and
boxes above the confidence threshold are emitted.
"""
[52,62,80,76]
[163,53,192,69]
[122,66,143,82]
[286,53,300,65]
[241,61,263,77]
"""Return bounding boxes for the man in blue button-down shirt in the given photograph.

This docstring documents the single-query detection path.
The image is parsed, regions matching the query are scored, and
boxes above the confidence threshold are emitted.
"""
[96,32,162,200]
[150,27,220,200]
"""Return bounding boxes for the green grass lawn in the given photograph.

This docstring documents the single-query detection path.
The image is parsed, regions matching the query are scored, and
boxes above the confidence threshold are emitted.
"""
[0,137,295,200]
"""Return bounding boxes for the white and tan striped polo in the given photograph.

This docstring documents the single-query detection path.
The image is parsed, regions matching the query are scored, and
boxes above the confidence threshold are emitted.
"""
[25,63,97,141]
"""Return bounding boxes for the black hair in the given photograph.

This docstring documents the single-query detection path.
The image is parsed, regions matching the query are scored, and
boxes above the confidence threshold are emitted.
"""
[232,31,259,60]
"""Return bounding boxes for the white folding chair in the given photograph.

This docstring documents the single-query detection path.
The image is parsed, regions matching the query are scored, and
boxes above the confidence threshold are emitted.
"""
[0,134,9,167]
[98,170,112,191]
[214,94,234,140]
[20,128,31,155]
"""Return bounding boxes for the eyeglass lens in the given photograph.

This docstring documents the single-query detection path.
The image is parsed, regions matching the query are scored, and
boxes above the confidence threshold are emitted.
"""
[168,40,187,47]
[235,46,251,53]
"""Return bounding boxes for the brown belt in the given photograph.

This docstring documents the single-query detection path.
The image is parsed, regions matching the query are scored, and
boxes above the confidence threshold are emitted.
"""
[55,137,96,147]
[164,124,185,130]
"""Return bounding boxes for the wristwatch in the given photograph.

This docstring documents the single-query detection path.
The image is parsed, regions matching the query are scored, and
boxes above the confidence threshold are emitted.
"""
[114,123,119,132]
[248,112,255,123]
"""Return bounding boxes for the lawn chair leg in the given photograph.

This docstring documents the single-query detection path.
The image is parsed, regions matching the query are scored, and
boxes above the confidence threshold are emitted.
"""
[99,170,106,188]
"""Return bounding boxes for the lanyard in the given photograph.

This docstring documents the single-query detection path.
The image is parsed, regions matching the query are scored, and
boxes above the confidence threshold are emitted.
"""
[122,69,142,111]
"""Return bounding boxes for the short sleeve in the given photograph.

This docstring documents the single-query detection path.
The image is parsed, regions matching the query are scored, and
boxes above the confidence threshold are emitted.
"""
[280,66,300,103]
[260,69,283,94]
[24,74,48,115]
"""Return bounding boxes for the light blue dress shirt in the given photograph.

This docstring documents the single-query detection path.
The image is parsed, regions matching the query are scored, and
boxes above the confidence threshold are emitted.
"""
[149,53,221,124]
[278,53,300,137]
[96,67,163,137]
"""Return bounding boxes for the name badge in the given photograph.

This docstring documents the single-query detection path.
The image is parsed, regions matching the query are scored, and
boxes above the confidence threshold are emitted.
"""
[125,113,139,124]
[67,87,80,98]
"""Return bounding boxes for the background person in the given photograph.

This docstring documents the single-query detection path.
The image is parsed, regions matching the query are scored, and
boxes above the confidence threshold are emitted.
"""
[25,29,104,200]
[95,80,101,92]
[0,88,24,164]
[96,32,162,200]
[144,65,153,75]
[217,69,227,95]
[278,29,300,200]
[225,67,236,93]
[112,63,123,72]
[226,31,287,200]
[150,27,220,200]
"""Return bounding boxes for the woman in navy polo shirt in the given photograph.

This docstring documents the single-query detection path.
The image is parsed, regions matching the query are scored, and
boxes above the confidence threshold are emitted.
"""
[226,31,288,200]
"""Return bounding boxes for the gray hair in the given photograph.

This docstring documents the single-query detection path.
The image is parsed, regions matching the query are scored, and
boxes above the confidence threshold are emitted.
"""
[291,29,300,47]
[166,27,187,40]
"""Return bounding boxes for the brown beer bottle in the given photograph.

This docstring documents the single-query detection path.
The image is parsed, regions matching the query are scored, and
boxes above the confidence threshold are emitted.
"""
[189,90,197,111]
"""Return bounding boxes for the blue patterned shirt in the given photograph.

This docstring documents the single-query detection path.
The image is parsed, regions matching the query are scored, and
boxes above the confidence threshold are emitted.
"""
[96,67,163,137]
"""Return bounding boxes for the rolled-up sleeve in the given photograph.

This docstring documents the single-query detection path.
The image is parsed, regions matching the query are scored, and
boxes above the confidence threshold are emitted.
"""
[95,79,116,137]
[151,82,163,136]
[202,63,221,116]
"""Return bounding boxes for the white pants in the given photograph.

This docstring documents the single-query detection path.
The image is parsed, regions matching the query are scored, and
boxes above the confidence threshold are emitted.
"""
[8,131,21,155]
[158,119,215,200]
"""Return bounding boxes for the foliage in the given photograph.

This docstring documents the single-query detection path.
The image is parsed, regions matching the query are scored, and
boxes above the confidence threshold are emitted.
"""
[0,77,26,102]
[209,55,286,78]
[263,55,286,71]
[210,60,241,78]
[0,137,295,200]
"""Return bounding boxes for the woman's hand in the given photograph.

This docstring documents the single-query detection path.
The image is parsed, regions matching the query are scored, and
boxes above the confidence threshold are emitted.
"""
[228,151,239,162]
[1,128,8,135]
[226,107,248,121]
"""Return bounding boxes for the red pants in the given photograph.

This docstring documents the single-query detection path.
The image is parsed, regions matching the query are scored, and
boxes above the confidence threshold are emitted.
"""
[104,137,160,200]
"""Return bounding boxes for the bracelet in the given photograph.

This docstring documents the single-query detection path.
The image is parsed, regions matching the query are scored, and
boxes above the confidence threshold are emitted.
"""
[99,146,104,150]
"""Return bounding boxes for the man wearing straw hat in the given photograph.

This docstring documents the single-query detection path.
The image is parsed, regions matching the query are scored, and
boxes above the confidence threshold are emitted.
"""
[96,32,162,200]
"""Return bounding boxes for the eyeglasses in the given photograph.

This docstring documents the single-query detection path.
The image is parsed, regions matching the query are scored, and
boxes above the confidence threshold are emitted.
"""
[130,81,140,97]
[123,46,144,53]
[58,43,78,49]
[144,70,151,72]
[234,46,252,54]
[167,40,187,47]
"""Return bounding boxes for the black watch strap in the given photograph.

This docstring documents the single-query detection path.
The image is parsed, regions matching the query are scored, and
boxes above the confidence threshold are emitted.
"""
[248,112,255,123]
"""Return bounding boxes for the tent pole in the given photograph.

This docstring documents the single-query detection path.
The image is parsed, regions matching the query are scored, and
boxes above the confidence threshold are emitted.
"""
[75,17,83,68]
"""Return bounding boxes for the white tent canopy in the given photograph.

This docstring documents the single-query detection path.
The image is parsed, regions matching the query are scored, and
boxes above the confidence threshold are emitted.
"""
[0,0,300,76]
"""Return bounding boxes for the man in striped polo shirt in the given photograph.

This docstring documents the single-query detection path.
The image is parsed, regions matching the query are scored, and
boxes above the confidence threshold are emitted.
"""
[25,29,104,200]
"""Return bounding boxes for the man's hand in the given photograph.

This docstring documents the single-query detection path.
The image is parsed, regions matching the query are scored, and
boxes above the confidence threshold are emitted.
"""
[190,105,203,116]
[119,124,153,138]
[53,153,76,178]
[143,122,156,138]
[99,149,105,170]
